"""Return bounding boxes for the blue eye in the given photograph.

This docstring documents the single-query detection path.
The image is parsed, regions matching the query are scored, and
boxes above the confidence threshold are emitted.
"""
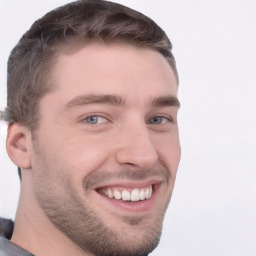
[148,116,170,124]
[84,115,107,124]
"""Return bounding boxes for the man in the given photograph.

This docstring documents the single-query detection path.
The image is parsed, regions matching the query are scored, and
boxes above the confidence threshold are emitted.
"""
[0,0,181,255]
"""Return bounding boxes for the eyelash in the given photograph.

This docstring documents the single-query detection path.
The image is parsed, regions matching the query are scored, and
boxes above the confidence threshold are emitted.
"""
[83,114,109,125]
[82,114,173,126]
[148,115,173,125]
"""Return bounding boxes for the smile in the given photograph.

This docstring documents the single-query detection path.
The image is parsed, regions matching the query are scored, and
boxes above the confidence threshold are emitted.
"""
[98,185,153,202]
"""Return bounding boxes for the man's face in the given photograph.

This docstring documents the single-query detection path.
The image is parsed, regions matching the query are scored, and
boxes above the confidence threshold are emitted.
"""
[30,43,181,256]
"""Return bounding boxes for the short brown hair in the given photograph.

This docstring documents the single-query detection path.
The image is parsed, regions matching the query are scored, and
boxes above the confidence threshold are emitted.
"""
[7,0,178,130]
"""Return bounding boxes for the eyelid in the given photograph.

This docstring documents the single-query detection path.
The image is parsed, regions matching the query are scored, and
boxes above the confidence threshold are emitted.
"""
[80,113,111,124]
[148,114,174,124]
[86,115,107,124]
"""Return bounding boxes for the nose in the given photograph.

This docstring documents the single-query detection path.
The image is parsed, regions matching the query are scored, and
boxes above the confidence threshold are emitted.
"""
[115,125,158,170]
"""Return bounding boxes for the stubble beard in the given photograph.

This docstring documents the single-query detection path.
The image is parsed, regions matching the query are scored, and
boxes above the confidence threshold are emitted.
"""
[33,157,173,256]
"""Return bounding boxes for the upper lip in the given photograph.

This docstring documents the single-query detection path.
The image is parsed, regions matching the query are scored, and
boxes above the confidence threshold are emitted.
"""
[94,178,163,190]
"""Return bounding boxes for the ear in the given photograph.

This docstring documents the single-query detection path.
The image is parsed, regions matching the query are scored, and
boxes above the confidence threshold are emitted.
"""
[6,123,32,169]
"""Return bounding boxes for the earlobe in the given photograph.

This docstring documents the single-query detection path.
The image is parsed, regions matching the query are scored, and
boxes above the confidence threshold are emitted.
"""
[6,123,32,169]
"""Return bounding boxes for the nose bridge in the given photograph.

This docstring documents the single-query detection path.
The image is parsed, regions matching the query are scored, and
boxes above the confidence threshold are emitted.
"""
[115,121,158,169]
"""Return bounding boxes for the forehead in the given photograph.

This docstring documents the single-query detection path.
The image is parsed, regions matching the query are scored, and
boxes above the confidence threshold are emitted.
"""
[49,43,178,105]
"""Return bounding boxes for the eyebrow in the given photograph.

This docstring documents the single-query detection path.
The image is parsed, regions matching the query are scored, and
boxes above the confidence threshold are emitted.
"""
[65,94,180,109]
[65,94,126,109]
[151,95,181,108]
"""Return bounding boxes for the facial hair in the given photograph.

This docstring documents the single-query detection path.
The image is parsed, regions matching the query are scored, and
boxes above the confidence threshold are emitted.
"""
[33,156,173,256]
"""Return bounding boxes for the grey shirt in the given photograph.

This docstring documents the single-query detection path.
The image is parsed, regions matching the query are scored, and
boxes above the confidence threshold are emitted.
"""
[0,218,34,256]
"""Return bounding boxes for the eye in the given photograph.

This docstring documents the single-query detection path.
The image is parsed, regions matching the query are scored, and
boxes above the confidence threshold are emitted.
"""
[84,115,107,124]
[148,116,171,125]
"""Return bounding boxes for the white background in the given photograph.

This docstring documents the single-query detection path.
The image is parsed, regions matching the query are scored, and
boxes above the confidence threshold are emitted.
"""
[1,1,256,255]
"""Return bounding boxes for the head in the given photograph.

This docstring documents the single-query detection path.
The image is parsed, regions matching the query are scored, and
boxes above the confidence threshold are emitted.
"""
[6,1,180,256]
[7,0,178,131]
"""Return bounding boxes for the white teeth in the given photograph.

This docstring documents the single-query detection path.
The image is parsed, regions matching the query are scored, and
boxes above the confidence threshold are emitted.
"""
[122,190,131,201]
[107,188,113,198]
[113,189,122,200]
[102,185,153,201]
[139,189,146,200]
[131,189,140,202]
[145,186,153,199]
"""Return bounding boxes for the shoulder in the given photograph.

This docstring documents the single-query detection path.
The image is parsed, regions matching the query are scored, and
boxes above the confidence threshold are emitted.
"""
[0,218,34,256]
[0,218,14,239]
[0,236,34,256]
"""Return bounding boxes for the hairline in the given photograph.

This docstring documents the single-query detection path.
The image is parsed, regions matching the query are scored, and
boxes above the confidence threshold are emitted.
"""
[29,39,179,132]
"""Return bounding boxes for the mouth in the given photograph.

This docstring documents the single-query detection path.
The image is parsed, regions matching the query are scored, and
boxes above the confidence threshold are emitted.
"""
[95,181,161,213]
[98,185,153,202]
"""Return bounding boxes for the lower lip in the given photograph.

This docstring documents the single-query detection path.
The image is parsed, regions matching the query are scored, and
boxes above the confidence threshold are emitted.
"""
[97,185,159,213]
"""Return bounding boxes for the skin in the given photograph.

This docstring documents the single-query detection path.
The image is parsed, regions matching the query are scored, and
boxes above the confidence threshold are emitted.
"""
[7,43,181,256]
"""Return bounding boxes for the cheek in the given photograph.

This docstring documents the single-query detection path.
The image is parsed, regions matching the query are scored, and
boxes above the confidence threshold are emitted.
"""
[49,134,113,178]
[153,132,181,172]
